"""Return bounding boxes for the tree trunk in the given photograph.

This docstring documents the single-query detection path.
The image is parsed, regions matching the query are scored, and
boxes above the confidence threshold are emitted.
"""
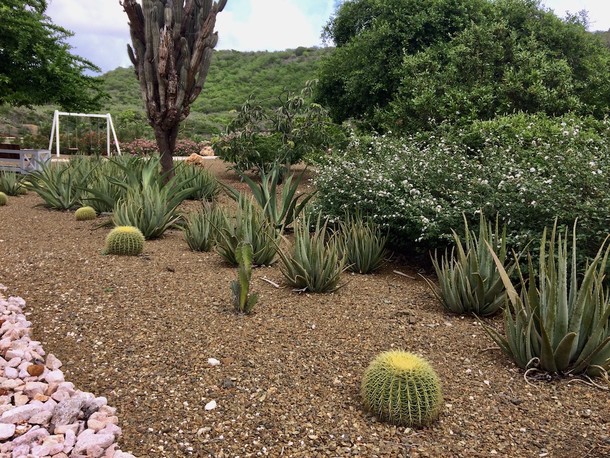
[154,124,180,182]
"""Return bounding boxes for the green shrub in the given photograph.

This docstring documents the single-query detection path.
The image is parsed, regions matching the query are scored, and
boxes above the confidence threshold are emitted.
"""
[277,215,346,293]
[75,206,97,221]
[484,223,610,377]
[183,203,225,252]
[0,192,7,206]
[215,195,279,266]
[314,114,610,263]
[103,226,145,256]
[231,242,259,314]
[0,171,26,196]
[214,82,345,173]
[339,213,387,274]
[361,351,443,427]
[425,215,513,316]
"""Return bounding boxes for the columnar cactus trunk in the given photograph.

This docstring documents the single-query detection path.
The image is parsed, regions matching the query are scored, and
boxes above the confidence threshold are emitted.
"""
[121,0,227,178]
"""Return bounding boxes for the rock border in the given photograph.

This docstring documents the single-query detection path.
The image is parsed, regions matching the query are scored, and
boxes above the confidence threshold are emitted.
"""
[0,285,136,458]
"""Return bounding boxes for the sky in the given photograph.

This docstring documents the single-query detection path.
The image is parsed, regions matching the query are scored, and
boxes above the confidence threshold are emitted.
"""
[45,0,610,74]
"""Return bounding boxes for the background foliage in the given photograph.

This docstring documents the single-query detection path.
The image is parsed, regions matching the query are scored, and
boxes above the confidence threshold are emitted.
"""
[313,113,610,263]
[316,0,610,132]
[1,47,329,148]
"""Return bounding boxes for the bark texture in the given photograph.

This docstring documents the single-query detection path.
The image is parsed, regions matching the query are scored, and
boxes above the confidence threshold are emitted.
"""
[121,0,226,176]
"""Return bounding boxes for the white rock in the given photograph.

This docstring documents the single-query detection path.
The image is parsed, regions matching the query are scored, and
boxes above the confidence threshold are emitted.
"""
[204,400,217,411]
[45,353,63,370]
[207,357,221,366]
[29,409,53,425]
[4,367,18,379]
[14,393,29,406]
[0,423,15,440]
[73,432,115,455]
[24,381,48,397]
[45,369,65,384]
[0,378,23,390]
[0,403,41,423]
[31,433,65,456]
[7,357,21,368]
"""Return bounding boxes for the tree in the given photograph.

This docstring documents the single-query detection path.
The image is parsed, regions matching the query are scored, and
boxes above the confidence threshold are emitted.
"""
[121,0,227,177]
[316,0,610,132]
[0,0,106,111]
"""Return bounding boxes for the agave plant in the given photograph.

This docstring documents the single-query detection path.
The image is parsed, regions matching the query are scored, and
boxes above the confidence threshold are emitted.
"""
[173,162,219,201]
[277,214,346,293]
[113,183,192,239]
[0,171,26,196]
[224,163,314,231]
[231,242,259,314]
[339,213,388,274]
[215,195,279,266]
[80,160,127,213]
[183,203,225,252]
[26,161,90,210]
[484,222,610,377]
[425,214,514,317]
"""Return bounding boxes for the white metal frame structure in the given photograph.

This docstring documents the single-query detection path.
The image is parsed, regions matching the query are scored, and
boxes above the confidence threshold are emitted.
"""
[48,110,122,157]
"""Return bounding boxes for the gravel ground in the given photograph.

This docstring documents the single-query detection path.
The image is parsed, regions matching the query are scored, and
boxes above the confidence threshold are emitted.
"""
[0,160,609,457]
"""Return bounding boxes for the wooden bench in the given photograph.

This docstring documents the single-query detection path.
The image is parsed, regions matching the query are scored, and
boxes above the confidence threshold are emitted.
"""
[0,144,51,174]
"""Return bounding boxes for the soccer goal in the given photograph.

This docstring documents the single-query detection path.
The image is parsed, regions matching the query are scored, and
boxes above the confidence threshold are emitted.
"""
[48,110,122,157]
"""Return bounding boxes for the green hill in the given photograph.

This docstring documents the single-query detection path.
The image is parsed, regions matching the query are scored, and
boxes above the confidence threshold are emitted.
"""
[0,47,329,146]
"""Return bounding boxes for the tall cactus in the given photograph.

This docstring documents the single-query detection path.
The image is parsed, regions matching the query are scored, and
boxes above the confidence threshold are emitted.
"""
[121,0,227,177]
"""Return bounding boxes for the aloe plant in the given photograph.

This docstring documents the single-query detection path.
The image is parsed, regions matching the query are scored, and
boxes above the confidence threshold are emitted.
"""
[425,214,514,317]
[215,195,279,266]
[339,213,388,274]
[26,162,90,210]
[173,163,219,201]
[224,163,314,230]
[277,214,346,293]
[484,222,610,377]
[231,242,259,314]
[113,183,193,239]
[0,171,26,196]
[183,203,225,252]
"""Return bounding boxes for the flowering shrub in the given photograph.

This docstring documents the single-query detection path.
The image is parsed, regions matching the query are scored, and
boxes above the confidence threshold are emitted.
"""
[314,114,610,260]
[120,138,206,156]
[119,138,158,156]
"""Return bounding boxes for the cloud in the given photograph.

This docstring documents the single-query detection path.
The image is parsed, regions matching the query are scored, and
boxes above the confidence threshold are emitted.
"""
[44,0,609,73]
[46,0,335,72]
[216,0,335,51]
[542,0,610,30]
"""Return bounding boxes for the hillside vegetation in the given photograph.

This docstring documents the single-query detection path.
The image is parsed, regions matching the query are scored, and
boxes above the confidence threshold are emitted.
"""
[0,47,328,145]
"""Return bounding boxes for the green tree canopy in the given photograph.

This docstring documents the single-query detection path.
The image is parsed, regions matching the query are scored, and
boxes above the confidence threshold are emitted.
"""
[0,0,106,111]
[316,0,610,132]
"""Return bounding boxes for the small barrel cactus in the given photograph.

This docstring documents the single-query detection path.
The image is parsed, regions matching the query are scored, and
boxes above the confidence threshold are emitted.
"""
[0,192,7,206]
[361,351,442,427]
[75,206,97,221]
[103,226,145,256]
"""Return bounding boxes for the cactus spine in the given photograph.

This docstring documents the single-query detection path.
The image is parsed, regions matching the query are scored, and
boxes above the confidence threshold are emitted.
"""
[121,0,226,177]
[361,351,443,427]
[104,226,145,256]
[0,192,7,206]
[75,206,97,221]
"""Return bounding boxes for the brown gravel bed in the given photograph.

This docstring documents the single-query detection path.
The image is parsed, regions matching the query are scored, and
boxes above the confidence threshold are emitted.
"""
[0,160,609,457]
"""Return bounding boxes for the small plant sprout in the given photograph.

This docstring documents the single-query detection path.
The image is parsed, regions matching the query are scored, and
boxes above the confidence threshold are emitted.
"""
[231,242,259,314]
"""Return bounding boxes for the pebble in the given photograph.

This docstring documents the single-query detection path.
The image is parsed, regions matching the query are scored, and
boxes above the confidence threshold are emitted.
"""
[0,289,136,458]
[205,400,217,411]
